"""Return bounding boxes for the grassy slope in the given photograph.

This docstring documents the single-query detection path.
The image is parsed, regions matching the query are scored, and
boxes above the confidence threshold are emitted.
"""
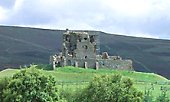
[0,25,170,79]
[0,66,170,98]
[0,69,19,78]
[0,66,168,83]
[47,66,170,98]
[40,66,170,98]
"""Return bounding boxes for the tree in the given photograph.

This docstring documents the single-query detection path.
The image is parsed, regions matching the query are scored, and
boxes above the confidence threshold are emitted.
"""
[2,67,60,102]
[75,74,143,102]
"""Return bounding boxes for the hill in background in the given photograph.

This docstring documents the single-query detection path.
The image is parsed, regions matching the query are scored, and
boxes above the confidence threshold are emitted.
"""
[0,25,170,79]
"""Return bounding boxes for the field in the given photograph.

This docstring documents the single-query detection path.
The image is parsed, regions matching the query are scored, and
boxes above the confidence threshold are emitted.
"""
[0,65,170,99]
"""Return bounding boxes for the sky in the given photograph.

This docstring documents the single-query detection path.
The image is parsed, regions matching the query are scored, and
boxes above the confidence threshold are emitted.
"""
[0,0,170,39]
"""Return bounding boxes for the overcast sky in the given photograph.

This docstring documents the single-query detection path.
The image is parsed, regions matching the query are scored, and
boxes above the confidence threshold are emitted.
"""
[0,0,170,39]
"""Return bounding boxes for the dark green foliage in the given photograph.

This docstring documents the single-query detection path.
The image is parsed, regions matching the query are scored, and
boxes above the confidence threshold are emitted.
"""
[74,74,143,102]
[0,78,10,102]
[34,64,53,70]
[1,67,59,102]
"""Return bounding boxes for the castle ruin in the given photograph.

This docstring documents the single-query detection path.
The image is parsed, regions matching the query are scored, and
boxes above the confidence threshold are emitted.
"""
[50,29,133,70]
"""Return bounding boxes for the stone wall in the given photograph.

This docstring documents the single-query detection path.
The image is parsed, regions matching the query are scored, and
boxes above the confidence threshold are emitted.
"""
[98,59,133,70]
[66,58,96,68]
[63,57,133,70]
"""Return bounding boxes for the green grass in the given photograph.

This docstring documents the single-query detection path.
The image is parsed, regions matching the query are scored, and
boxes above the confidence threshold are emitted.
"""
[0,65,170,99]
[0,66,169,83]
[135,83,170,98]
[0,68,19,78]
[50,66,169,83]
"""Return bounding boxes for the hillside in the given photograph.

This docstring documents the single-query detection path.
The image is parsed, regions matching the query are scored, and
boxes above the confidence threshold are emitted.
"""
[0,25,170,79]
[0,66,168,83]
[0,66,170,100]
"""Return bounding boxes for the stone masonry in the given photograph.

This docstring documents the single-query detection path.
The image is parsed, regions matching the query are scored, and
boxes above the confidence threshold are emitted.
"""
[50,29,133,70]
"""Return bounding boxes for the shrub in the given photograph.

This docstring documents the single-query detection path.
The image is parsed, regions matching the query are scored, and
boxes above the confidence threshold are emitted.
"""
[0,77,10,101]
[75,74,143,102]
[2,67,60,102]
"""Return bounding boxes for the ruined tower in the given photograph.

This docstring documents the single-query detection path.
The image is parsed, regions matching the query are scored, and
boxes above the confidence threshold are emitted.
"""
[62,30,97,59]
[51,29,133,70]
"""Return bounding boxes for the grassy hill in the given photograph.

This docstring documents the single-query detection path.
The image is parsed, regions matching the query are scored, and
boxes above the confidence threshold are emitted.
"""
[0,66,170,99]
[0,25,170,79]
[1,66,168,83]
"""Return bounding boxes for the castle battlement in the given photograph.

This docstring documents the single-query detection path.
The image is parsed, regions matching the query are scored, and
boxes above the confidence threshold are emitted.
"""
[50,30,133,70]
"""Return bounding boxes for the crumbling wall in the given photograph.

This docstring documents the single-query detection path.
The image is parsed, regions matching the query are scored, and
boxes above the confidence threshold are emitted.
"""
[63,57,132,70]
[98,59,133,70]
[66,58,97,68]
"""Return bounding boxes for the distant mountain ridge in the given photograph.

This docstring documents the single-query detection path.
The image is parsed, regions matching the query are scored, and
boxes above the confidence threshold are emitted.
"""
[0,25,170,79]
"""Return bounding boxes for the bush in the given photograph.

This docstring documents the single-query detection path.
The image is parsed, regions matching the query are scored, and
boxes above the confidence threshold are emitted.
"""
[2,67,60,102]
[75,74,143,102]
[155,86,170,102]
[0,77,10,101]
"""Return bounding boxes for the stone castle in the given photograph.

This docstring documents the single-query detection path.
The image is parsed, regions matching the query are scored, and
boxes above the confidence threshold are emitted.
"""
[50,29,133,70]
